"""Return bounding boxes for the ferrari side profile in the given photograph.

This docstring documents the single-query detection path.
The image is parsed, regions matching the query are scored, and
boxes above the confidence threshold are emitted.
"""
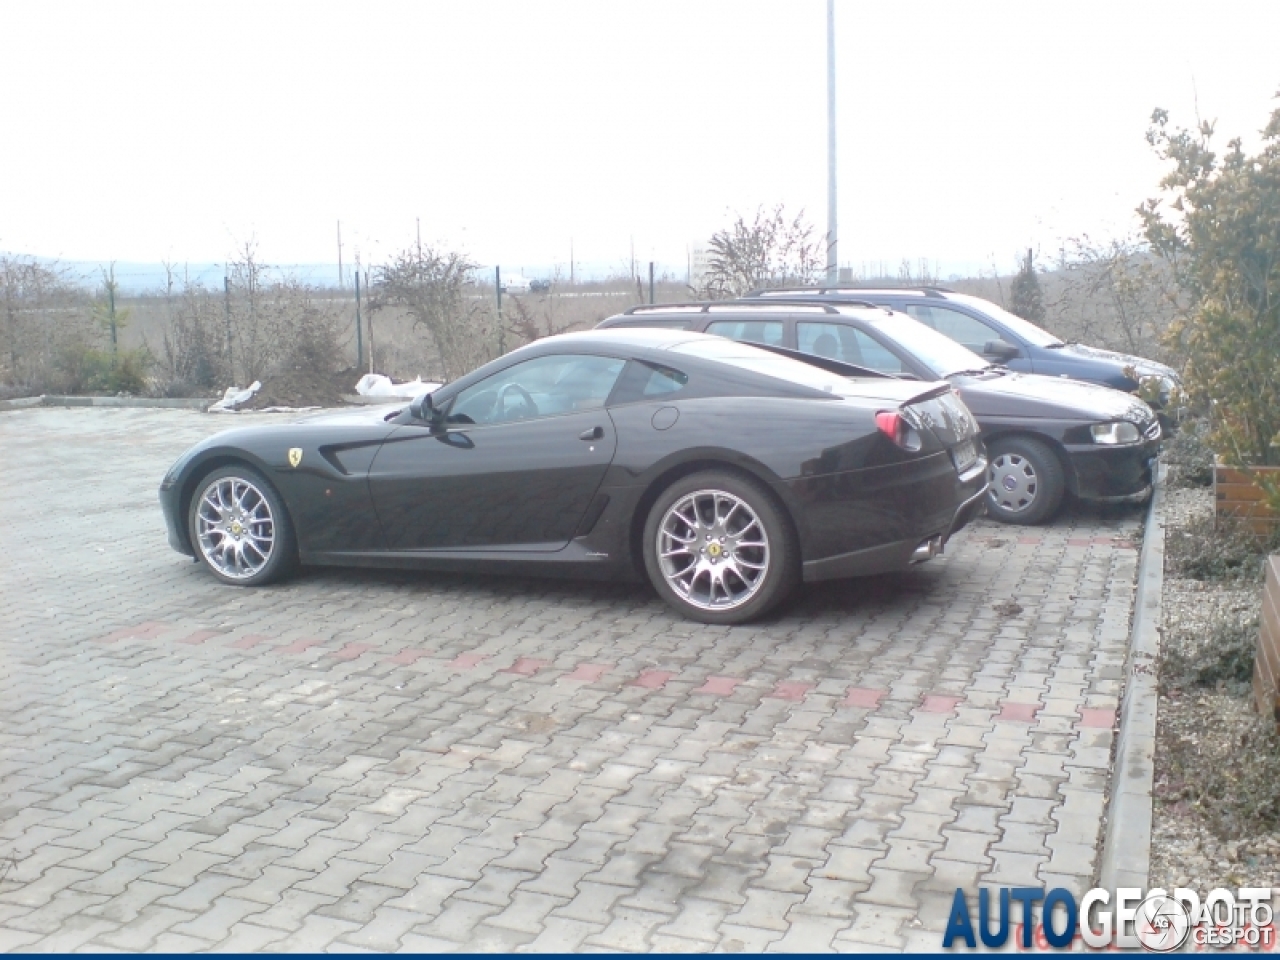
[160,328,988,623]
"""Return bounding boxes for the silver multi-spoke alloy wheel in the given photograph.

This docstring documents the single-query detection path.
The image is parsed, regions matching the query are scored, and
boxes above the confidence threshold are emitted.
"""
[989,451,1039,515]
[195,475,276,580]
[656,489,771,611]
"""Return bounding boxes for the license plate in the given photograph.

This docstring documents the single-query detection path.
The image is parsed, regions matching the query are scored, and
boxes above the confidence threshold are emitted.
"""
[951,438,978,471]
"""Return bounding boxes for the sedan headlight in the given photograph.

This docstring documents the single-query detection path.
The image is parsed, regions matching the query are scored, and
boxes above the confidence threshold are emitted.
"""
[1090,421,1141,445]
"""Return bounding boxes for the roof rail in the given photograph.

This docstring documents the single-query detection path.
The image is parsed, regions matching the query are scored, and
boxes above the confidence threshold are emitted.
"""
[622,300,848,316]
[745,284,953,298]
[622,303,711,315]
[729,296,890,314]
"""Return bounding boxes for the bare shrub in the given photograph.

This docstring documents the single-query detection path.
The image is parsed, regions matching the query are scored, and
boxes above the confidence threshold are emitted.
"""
[693,205,824,299]
[0,255,94,395]
[371,242,496,382]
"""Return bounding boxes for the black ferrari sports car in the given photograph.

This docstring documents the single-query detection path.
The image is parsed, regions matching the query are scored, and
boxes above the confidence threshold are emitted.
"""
[598,302,1162,525]
[160,328,988,623]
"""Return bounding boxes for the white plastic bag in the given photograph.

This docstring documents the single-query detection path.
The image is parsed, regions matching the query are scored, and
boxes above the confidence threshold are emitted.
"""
[207,381,261,413]
[354,374,440,398]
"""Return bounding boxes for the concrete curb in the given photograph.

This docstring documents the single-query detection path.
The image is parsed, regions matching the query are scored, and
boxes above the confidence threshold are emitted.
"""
[0,395,215,412]
[1098,460,1166,891]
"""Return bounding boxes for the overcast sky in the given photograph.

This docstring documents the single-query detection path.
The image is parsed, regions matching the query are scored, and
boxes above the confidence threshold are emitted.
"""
[3,0,1278,278]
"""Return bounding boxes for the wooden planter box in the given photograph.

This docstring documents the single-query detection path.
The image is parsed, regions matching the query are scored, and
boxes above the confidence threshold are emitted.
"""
[1255,556,1280,725]
[1214,461,1280,535]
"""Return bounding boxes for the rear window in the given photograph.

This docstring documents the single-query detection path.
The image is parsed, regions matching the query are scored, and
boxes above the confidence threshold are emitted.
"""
[668,338,857,397]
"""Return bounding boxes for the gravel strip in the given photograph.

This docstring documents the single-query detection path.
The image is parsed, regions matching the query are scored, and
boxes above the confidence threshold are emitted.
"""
[1150,485,1280,891]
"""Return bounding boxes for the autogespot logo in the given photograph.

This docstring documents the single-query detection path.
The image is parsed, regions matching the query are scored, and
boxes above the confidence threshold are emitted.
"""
[942,886,1275,951]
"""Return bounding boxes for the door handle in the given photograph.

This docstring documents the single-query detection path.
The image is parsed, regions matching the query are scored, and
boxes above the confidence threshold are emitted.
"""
[579,426,604,441]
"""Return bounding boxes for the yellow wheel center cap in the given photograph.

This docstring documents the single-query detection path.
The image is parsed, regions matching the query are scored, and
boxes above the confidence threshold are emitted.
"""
[231,522,242,535]
[707,542,722,558]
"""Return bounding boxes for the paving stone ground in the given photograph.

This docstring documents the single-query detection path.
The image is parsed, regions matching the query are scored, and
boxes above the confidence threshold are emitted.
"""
[0,407,1145,952]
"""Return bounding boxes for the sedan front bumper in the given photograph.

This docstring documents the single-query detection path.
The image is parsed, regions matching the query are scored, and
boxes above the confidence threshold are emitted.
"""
[1066,437,1161,501]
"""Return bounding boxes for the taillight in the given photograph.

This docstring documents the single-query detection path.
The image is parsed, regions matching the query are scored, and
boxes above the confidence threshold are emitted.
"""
[875,410,923,452]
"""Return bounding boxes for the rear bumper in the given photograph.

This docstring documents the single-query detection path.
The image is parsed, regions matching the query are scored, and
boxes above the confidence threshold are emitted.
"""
[795,451,988,583]
[947,457,990,537]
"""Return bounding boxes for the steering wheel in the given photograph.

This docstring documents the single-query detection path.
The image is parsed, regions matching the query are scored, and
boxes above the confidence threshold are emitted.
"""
[497,382,538,421]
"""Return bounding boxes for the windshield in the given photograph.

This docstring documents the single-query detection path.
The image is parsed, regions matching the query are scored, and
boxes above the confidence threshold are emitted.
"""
[863,314,989,378]
[668,337,866,397]
[945,293,1063,347]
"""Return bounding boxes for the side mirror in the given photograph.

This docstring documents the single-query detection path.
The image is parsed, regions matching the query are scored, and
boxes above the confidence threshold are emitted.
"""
[409,391,435,421]
[984,339,1020,361]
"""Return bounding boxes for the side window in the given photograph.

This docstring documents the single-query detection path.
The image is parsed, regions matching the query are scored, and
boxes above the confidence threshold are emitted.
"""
[904,305,999,353]
[705,319,784,346]
[797,321,906,373]
[608,360,690,406]
[447,354,625,426]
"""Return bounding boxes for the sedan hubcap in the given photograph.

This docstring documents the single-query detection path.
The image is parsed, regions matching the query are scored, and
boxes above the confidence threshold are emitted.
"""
[989,453,1038,514]
[657,490,770,610]
[195,477,275,579]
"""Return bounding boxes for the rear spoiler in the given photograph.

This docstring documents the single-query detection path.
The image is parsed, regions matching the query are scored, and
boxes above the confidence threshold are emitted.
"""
[753,343,954,405]
[750,342,900,381]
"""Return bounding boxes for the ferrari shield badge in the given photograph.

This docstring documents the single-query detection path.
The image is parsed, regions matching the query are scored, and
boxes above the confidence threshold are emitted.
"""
[287,448,303,468]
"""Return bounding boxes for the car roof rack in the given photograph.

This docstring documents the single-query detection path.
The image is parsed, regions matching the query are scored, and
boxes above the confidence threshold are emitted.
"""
[729,296,895,315]
[746,285,952,299]
[622,301,850,316]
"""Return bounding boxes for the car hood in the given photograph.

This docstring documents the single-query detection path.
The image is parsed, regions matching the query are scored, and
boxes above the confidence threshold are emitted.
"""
[956,372,1154,423]
[1053,343,1178,381]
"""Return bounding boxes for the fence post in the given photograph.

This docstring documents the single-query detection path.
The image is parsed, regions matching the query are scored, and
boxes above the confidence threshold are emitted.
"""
[496,266,505,356]
[354,271,364,371]
[223,275,233,384]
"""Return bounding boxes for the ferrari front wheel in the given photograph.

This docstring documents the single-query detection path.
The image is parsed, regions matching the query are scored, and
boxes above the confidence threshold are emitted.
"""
[188,465,297,586]
[643,470,797,624]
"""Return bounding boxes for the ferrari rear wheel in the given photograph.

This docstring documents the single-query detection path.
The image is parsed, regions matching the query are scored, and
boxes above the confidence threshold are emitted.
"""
[644,470,797,624]
[188,465,297,586]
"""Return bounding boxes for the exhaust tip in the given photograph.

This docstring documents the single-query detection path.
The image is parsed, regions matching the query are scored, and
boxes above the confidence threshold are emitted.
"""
[910,536,944,563]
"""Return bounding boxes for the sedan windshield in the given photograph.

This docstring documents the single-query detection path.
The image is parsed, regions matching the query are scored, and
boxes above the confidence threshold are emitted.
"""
[669,337,863,397]
[944,293,1064,347]
[863,314,990,378]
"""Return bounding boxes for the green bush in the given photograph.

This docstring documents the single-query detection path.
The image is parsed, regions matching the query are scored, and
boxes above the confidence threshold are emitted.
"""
[1141,99,1280,518]
[1161,616,1259,695]
[1164,417,1215,488]
[54,343,154,395]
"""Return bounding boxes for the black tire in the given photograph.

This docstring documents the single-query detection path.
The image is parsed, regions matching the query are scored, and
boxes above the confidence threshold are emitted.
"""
[986,436,1066,525]
[187,464,298,586]
[642,470,798,624]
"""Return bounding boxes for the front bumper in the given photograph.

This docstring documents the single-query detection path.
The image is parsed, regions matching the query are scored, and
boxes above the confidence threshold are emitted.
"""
[1066,437,1161,501]
[158,479,194,556]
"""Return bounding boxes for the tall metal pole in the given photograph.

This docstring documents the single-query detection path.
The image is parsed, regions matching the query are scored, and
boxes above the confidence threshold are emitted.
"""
[649,261,655,304]
[826,0,838,283]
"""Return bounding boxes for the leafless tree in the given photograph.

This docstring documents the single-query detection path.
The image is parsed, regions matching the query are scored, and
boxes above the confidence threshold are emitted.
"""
[1048,235,1180,359]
